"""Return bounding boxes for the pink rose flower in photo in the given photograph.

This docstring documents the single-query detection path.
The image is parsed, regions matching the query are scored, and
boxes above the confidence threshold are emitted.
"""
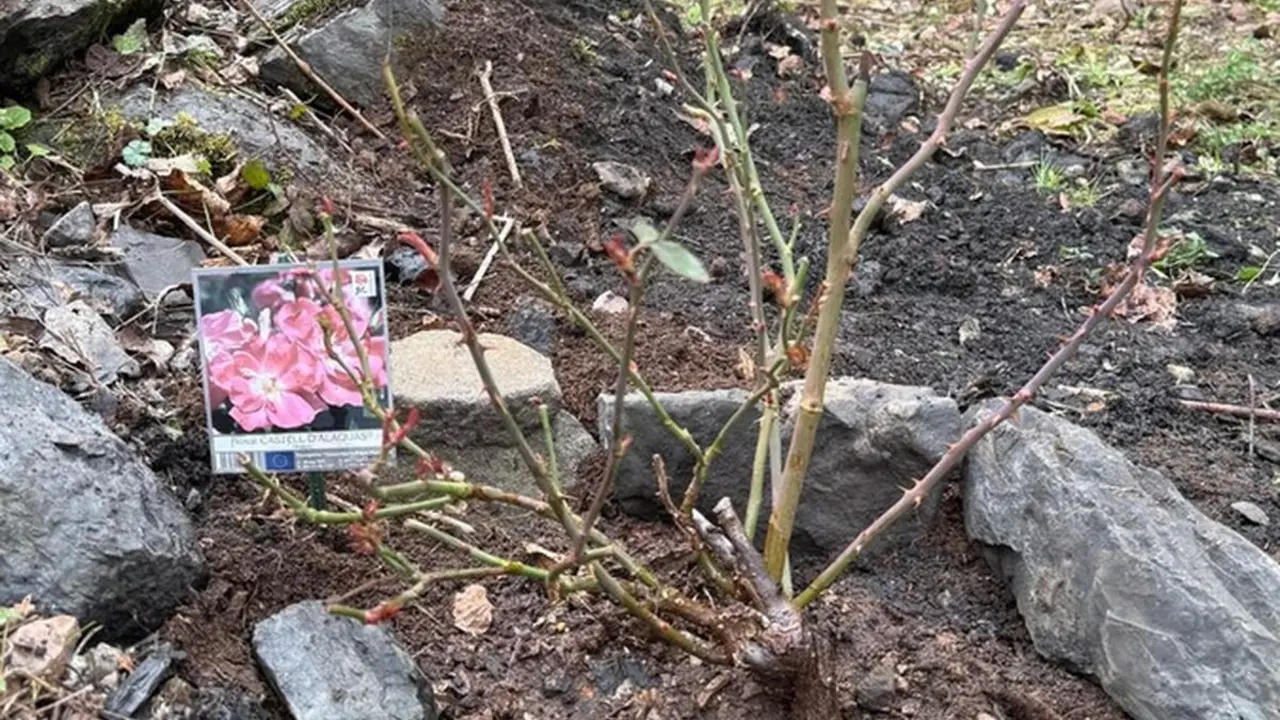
[317,334,389,407]
[251,278,294,310]
[221,333,324,431]
[200,309,257,357]
[273,297,326,350]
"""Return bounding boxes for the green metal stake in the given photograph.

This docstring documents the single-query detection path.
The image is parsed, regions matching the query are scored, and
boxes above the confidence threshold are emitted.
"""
[307,472,327,510]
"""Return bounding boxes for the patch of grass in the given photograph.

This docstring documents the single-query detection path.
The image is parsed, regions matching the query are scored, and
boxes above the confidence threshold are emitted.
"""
[1154,231,1218,275]
[570,36,599,65]
[1183,42,1264,103]
[1065,177,1102,208]
[1032,157,1065,195]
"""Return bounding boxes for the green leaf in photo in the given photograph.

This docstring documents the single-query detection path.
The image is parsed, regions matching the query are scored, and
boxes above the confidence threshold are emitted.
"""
[0,131,14,154]
[25,143,51,157]
[649,239,710,283]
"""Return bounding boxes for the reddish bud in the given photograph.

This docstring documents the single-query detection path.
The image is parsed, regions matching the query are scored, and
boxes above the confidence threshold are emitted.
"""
[785,343,808,370]
[692,146,720,175]
[361,500,380,522]
[363,598,403,624]
[663,70,678,83]
[397,232,443,293]
[416,453,450,478]
[320,195,335,217]
[348,522,382,555]
[603,233,636,281]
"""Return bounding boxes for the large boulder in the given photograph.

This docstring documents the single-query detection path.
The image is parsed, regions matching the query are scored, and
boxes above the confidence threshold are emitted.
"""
[258,0,445,109]
[253,601,438,720]
[0,357,205,640]
[963,400,1280,720]
[598,378,962,558]
[0,0,161,90]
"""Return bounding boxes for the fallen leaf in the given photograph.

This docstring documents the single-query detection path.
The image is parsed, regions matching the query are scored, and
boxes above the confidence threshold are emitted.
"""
[7,615,80,682]
[453,584,493,636]
[777,54,803,77]
[166,169,231,218]
[221,214,265,246]
[887,194,928,223]
[1015,103,1085,135]
[159,68,187,89]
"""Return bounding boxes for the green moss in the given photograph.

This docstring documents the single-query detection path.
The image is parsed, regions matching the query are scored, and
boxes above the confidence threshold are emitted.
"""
[151,112,238,176]
[12,53,51,81]
[274,0,356,32]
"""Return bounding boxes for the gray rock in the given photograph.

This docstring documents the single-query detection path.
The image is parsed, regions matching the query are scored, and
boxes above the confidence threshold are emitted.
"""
[863,70,918,133]
[113,84,345,181]
[854,662,900,712]
[425,410,597,494]
[390,329,561,449]
[103,642,178,716]
[1,255,146,322]
[592,161,650,200]
[252,601,438,720]
[0,0,160,90]
[108,226,205,301]
[504,295,556,356]
[598,378,961,558]
[0,357,205,640]
[42,201,96,248]
[40,300,140,384]
[963,400,1280,720]
[259,0,445,108]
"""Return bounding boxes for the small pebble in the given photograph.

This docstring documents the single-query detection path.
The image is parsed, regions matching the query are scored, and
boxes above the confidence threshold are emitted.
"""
[1166,364,1196,385]
[1231,501,1270,526]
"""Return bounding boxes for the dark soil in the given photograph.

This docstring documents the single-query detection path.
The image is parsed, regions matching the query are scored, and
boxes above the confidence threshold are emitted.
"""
[79,0,1278,717]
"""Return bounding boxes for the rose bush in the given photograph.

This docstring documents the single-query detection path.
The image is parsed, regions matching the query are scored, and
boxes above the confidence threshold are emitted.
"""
[201,268,388,433]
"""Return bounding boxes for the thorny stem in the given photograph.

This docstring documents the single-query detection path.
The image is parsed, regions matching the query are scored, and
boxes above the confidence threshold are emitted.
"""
[382,61,739,655]
[562,169,707,578]
[795,0,1183,609]
[765,0,1027,584]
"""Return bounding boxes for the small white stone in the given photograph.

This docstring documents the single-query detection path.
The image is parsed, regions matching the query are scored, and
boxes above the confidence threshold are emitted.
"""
[592,291,629,315]
[1166,363,1196,385]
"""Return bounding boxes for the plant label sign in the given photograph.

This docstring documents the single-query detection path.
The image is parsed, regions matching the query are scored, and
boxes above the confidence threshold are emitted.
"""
[192,260,394,474]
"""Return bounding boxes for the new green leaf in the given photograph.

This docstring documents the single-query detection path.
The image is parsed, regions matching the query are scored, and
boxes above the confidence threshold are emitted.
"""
[113,18,149,55]
[649,239,710,283]
[242,159,271,190]
[0,106,32,130]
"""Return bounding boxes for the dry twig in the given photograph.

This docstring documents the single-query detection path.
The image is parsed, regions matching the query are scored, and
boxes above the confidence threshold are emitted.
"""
[234,0,388,142]
[478,60,522,188]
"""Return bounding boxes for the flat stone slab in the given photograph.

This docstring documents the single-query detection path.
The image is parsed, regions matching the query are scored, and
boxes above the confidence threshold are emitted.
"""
[253,601,438,720]
[390,330,561,449]
[964,400,1280,720]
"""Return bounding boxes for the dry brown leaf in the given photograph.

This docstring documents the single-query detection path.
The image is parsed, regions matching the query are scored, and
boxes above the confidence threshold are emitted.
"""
[777,54,803,77]
[221,214,265,246]
[166,169,231,218]
[159,69,187,90]
[453,584,493,636]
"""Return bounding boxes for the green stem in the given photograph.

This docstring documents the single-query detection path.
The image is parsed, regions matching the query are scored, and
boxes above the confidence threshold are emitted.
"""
[763,26,871,581]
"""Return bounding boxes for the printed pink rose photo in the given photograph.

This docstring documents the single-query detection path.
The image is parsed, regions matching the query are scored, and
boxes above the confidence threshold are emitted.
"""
[193,261,392,440]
